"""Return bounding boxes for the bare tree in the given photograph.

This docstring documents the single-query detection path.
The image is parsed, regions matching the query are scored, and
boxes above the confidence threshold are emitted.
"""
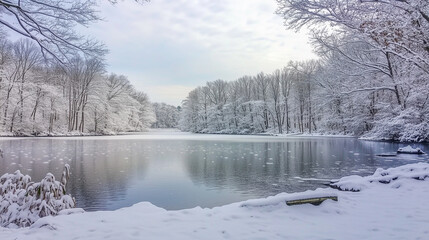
[13,39,42,124]
[66,57,104,132]
[2,39,41,131]
[255,72,269,130]
[280,67,293,133]
[276,0,429,71]
[269,70,283,133]
[0,0,109,63]
[0,0,149,63]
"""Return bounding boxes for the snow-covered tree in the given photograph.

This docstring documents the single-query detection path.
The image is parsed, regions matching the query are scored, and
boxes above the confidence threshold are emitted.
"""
[0,37,155,136]
[275,0,429,141]
[151,103,180,128]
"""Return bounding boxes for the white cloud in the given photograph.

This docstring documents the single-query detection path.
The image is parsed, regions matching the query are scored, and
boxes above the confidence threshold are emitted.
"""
[89,0,316,105]
[143,85,195,106]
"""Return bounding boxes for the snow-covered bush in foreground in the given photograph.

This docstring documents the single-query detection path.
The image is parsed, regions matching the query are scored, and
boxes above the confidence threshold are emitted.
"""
[360,107,429,142]
[0,165,75,228]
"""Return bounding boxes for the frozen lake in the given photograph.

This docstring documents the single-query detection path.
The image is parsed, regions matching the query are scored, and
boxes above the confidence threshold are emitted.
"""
[1,130,428,211]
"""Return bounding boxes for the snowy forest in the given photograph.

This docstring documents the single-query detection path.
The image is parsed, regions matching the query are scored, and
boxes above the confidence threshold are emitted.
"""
[179,0,429,142]
[151,103,180,128]
[0,37,157,135]
[0,0,179,136]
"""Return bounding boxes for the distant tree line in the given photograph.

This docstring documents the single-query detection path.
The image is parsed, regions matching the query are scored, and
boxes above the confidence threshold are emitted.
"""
[178,62,322,135]
[151,103,180,128]
[180,0,429,142]
[0,38,155,135]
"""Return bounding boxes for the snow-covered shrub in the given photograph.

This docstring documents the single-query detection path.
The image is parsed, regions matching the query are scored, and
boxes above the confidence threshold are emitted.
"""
[399,122,429,142]
[363,107,429,142]
[0,165,75,228]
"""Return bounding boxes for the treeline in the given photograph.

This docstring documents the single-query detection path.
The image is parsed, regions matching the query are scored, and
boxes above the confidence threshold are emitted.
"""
[178,61,325,135]
[180,1,429,142]
[151,103,180,128]
[0,38,155,135]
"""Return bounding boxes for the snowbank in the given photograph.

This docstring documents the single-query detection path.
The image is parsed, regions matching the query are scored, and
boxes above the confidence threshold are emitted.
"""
[1,163,428,240]
[0,131,103,137]
[0,130,150,138]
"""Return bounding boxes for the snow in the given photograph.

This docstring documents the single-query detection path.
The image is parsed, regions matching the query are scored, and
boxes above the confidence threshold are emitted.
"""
[276,132,354,138]
[0,130,354,142]
[1,163,429,240]
[330,162,429,191]
[397,145,425,154]
[0,166,75,228]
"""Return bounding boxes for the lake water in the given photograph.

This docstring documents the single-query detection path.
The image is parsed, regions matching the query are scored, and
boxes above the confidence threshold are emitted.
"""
[1,130,428,211]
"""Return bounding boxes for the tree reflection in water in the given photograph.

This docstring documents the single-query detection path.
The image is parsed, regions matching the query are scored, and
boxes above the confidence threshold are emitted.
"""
[0,136,428,211]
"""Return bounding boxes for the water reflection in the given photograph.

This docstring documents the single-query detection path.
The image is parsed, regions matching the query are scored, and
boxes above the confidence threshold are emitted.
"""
[0,139,149,211]
[0,134,428,211]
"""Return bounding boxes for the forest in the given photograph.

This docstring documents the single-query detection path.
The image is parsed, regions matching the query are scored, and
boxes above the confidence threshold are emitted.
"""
[151,103,180,129]
[0,37,158,135]
[179,0,429,142]
[0,0,179,136]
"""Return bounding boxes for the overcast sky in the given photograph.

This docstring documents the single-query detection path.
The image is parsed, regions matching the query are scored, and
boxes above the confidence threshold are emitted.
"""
[92,0,316,106]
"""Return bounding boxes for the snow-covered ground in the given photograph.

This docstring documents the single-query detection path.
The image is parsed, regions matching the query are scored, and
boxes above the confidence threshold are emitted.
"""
[1,163,428,240]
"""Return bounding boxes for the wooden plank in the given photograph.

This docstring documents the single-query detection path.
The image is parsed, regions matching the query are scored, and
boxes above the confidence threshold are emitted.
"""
[286,196,338,206]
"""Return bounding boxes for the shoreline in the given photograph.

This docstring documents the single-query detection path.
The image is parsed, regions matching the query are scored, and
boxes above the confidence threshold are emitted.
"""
[1,130,427,144]
[0,131,147,138]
